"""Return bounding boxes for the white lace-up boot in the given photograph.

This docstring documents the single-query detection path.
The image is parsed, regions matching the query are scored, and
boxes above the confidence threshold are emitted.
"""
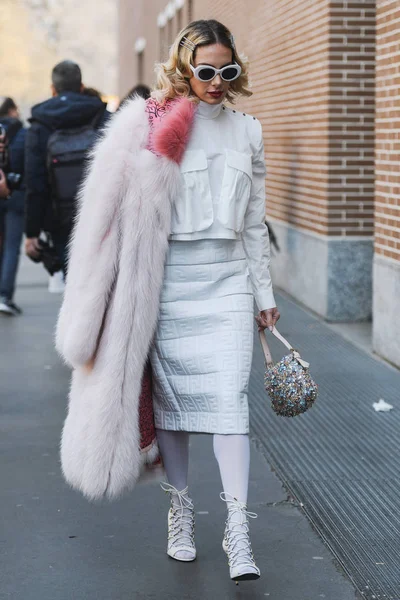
[220,492,260,581]
[160,483,196,562]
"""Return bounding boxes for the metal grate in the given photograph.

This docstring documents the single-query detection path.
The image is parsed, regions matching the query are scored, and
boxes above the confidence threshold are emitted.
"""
[250,293,400,600]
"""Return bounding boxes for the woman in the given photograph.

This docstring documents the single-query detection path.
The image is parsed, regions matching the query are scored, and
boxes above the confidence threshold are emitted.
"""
[56,20,279,583]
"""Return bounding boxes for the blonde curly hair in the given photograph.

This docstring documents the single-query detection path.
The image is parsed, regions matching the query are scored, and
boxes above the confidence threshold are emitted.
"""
[153,20,252,104]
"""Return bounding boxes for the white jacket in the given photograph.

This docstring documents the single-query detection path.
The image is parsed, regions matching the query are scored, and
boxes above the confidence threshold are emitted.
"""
[171,100,275,311]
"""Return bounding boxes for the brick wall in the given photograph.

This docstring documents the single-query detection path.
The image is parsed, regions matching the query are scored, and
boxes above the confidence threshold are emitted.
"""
[375,0,400,262]
[329,1,376,237]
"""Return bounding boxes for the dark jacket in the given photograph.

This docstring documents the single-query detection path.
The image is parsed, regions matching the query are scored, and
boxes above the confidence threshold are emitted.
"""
[24,92,109,238]
[0,117,26,214]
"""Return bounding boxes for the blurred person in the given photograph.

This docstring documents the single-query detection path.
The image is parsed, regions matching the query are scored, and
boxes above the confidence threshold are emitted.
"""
[118,83,151,109]
[0,97,26,315]
[56,20,280,583]
[24,60,109,275]
[82,86,103,99]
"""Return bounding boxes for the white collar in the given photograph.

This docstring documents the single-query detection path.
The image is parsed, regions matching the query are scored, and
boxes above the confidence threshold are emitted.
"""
[197,100,223,120]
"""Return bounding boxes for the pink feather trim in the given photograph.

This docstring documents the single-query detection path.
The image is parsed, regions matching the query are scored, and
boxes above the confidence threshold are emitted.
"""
[152,98,197,164]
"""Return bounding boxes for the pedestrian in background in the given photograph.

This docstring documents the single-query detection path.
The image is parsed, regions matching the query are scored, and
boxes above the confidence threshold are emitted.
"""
[0,97,26,316]
[56,19,280,584]
[24,60,109,275]
[82,86,103,99]
[118,83,151,108]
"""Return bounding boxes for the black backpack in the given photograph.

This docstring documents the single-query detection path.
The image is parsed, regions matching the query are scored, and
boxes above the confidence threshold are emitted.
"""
[46,109,104,232]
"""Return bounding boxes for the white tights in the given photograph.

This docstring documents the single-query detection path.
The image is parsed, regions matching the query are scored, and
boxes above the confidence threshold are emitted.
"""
[156,429,250,504]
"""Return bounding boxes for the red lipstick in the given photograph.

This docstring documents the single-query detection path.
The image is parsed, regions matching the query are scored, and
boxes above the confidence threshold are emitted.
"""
[208,91,223,99]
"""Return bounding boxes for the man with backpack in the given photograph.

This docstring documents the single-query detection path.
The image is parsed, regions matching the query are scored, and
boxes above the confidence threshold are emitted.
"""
[24,60,109,275]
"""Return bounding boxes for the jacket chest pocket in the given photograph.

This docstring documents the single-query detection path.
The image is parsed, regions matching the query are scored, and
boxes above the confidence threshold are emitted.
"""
[171,149,213,234]
[218,150,252,232]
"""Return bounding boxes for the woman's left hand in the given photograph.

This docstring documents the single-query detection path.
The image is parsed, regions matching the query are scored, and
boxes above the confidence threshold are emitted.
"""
[255,307,281,332]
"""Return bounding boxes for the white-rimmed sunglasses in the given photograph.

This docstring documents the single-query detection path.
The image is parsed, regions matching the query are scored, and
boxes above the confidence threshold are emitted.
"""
[189,63,242,82]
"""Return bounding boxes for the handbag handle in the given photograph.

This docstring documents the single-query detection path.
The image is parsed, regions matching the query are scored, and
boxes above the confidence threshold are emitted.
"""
[259,327,310,369]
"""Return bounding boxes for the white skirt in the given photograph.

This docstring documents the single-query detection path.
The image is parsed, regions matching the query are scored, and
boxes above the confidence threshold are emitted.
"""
[150,239,254,434]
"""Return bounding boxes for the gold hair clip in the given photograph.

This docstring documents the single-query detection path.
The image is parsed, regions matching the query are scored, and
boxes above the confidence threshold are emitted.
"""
[180,36,196,52]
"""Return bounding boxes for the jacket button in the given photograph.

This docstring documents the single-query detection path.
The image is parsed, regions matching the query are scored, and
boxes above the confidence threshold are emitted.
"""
[243,113,246,116]
[233,110,236,113]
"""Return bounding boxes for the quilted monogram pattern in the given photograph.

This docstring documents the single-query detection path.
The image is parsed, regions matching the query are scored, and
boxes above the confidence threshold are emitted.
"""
[151,239,254,434]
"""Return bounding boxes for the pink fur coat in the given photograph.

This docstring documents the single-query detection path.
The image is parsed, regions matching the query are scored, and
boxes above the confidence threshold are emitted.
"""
[56,96,196,501]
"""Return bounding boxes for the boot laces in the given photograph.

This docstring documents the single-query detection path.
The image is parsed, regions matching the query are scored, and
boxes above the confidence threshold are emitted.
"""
[220,492,258,568]
[161,483,195,549]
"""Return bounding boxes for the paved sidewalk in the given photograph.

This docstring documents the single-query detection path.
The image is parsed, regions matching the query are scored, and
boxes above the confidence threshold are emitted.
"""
[0,259,357,600]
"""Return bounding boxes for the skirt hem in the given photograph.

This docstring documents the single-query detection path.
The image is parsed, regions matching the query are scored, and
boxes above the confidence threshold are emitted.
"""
[154,410,249,435]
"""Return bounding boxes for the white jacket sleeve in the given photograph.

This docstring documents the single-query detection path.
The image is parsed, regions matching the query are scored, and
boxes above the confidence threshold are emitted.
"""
[241,120,276,311]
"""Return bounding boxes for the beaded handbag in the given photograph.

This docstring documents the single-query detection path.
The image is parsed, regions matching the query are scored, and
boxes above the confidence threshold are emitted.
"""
[259,328,318,417]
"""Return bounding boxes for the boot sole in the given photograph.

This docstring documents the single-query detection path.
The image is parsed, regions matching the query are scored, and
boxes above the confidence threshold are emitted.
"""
[232,572,260,582]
